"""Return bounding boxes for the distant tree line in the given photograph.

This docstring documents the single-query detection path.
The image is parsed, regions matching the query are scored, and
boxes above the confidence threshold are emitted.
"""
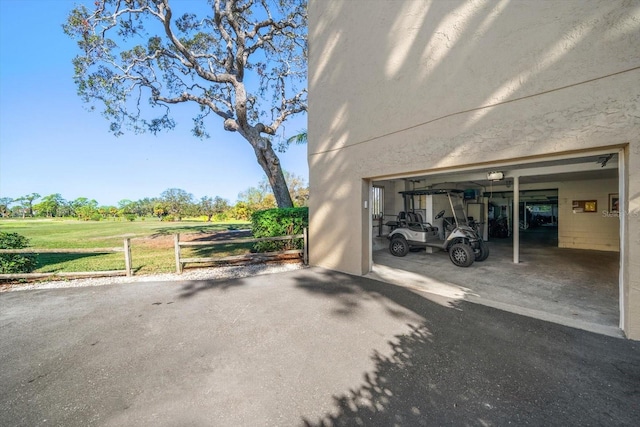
[0,173,308,222]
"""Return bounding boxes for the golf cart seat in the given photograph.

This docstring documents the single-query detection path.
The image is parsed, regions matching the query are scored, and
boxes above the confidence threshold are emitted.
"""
[396,211,409,226]
[397,211,439,233]
[385,219,400,231]
[406,211,420,223]
[414,212,440,232]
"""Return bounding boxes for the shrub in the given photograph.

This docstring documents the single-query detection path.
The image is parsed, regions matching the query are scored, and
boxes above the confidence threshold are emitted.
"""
[213,212,229,222]
[0,232,38,274]
[251,207,308,252]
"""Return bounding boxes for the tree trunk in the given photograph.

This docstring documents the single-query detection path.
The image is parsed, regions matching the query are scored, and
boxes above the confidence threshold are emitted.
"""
[247,134,294,208]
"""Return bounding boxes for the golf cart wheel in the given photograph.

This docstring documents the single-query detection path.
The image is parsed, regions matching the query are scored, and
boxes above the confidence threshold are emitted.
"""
[449,243,474,267]
[389,236,410,257]
[475,240,490,262]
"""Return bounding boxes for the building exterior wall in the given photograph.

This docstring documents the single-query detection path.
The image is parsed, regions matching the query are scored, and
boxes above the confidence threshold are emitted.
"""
[308,0,640,337]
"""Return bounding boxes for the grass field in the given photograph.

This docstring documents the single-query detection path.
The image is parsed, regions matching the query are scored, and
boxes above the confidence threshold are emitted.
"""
[0,218,252,275]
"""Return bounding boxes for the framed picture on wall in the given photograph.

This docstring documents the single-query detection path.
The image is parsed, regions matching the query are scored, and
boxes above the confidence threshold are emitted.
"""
[572,200,597,213]
[609,193,619,213]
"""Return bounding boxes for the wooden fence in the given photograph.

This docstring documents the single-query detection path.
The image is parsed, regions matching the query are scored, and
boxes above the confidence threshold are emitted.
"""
[174,228,308,274]
[0,239,133,280]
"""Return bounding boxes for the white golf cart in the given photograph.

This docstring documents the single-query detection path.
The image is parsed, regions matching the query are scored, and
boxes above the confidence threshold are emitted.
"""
[387,189,489,267]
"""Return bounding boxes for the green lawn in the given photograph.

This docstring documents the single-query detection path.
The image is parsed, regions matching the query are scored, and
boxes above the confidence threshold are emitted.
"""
[0,218,251,275]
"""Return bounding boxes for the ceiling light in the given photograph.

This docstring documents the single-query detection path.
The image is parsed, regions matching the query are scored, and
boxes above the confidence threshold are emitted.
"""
[487,171,504,181]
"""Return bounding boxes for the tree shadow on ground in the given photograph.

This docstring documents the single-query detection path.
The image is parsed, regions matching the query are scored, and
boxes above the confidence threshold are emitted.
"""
[150,223,250,238]
[34,252,118,272]
[179,229,302,266]
[295,270,640,426]
[188,240,254,259]
[175,262,285,298]
[177,278,247,298]
[156,228,255,259]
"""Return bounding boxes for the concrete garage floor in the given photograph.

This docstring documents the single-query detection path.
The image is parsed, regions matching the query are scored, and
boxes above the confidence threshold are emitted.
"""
[370,227,621,337]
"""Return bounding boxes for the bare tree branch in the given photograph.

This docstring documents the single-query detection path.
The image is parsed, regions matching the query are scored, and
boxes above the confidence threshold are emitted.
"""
[64,0,307,208]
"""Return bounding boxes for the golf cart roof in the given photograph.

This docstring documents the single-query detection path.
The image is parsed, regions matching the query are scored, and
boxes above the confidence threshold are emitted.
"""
[399,189,464,196]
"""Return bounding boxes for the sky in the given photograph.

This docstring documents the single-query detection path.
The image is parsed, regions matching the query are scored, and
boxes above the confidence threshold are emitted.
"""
[0,0,308,207]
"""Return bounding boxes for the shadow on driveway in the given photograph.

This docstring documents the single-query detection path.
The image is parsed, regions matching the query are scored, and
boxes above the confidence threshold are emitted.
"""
[0,268,638,426]
[295,270,639,426]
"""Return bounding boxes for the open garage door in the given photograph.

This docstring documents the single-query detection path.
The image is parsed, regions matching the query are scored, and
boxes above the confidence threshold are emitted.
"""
[368,152,622,337]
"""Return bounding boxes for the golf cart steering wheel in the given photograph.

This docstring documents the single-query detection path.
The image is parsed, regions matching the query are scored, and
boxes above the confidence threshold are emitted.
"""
[435,209,446,219]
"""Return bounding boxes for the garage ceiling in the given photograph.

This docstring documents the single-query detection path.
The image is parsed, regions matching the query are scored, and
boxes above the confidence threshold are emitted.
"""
[400,153,619,190]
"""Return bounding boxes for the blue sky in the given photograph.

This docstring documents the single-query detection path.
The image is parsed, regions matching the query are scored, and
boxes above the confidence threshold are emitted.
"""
[0,0,308,207]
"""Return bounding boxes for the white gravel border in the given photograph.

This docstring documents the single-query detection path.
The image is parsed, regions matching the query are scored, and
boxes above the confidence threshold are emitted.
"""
[1,262,307,292]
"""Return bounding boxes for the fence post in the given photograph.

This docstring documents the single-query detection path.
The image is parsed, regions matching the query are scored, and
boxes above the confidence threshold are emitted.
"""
[303,227,308,265]
[174,234,182,274]
[124,238,132,277]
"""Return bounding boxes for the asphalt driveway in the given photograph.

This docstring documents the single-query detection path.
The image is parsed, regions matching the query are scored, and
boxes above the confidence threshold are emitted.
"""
[1,267,639,426]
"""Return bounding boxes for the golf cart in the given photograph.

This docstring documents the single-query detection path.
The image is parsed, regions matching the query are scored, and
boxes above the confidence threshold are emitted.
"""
[387,189,489,267]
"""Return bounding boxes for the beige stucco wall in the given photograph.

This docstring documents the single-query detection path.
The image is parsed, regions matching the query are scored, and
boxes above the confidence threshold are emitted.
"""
[308,0,640,337]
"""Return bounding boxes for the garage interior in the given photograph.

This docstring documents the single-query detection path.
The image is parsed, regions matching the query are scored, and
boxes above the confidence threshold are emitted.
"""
[368,152,622,337]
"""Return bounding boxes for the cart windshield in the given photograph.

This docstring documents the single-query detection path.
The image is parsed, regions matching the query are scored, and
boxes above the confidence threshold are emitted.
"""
[453,205,468,226]
[449,194,469,227]
[398,189,470,227]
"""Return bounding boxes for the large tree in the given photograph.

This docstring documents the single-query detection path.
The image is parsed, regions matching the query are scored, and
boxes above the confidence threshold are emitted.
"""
[0,198,12,218]
[64,0,307,208]
[34,193,66,217]
[161,188,195,220]
[15,193,40,218]
[199,195,230,221]
[70,197,99,220]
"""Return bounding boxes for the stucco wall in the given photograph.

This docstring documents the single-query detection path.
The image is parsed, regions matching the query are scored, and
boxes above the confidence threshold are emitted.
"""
[309,0,640,337]
[626,145,640,339]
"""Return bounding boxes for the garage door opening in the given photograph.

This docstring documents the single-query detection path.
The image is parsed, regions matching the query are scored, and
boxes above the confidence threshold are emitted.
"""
[368,153,621,336]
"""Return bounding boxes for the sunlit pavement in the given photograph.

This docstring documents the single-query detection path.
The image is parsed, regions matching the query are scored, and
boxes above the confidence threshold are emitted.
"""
[1,267,639,426]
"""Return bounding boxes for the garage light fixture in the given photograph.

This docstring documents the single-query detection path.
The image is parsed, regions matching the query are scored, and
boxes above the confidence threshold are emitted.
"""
[487,171,504,181]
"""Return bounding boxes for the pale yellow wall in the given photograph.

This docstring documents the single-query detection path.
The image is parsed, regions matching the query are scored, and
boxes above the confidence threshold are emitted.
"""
[309,0,640,337]
[558,179,620,251]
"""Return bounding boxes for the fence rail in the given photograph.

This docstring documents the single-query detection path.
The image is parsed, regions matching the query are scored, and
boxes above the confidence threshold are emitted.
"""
[0,248,123,254]
[0,239,133,280]
[1,230,309,280]
[174,228,308,273]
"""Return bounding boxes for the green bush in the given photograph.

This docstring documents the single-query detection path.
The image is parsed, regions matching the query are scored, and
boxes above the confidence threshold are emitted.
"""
[0,232,38,274]
[251,207,308,252]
